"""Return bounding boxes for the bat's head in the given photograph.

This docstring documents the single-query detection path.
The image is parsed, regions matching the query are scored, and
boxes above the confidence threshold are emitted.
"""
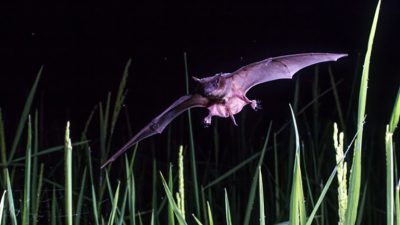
[192,73,230,98]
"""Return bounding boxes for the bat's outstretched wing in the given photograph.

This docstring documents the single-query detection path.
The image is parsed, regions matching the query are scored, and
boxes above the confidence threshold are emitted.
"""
[101,94,209,168]
[229,53,347,93]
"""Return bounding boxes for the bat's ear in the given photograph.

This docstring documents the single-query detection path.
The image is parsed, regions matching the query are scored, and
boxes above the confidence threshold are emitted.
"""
[192,76,201,82]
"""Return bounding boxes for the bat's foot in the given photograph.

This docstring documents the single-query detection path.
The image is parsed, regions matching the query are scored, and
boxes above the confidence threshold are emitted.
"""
[230,115,238,126]
[250,100,262,111]
[203,116,212,128]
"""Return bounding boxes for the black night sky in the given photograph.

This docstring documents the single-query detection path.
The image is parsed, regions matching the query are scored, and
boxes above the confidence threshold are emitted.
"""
[1,0,399,150]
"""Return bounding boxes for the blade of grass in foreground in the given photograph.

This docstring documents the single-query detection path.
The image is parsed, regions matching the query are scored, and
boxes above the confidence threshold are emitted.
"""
[396,181,400,225]
[243,122,272,225]
[386,87,400,225]
[288,105,306,225]
[184,53,201,218]
[160,173,188,225]
[5,169,17,225]
[11,141,88,163]
[8,66,42,162]
[259,168,266,225]
[65,122,73,225]
[75,167,87,225]
[0,191,6,224]
[207,202,214,225]
[51,185,57,225]
[107,181,121,225]
[32,163,44,225]
[22,116,32,225]
[31,110,39,222]
[224,189,233,225]
[125,156,137,225]
[346,1,380,225]
[87,147,100,225]
[204,151,261,189]
[306,124,362,225]
[0,110,6,181]
[168,164,175,225]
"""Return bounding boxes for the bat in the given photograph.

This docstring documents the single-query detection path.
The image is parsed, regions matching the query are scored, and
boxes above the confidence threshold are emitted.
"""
[101,53,347,168]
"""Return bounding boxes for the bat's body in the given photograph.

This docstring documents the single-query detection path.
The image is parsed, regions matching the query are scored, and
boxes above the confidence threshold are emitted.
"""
[101,53,347,168]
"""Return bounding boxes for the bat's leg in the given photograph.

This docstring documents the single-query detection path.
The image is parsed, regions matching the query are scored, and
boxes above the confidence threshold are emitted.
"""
[243,96,261,111]
[203,115,212,127]
[230,115,238,126]
[254,100,262,110]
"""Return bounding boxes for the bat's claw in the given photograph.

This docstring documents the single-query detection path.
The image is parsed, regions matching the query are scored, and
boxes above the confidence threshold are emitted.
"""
[203,116,212,128]
[250,100,262,111]
[230,115,238,126]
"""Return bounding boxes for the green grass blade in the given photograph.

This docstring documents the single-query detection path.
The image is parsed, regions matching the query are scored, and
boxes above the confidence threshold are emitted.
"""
[346,1,380,225]
[192,214,203,225]
[110,59,130,138]
[389,87,400,133]
[0,191,6,224]
[160,173,188,225]
[184,53,201,218]
[259,168,266,225]
[87,147,100,225]
[386,88,400,225]
[201,187,208,225]
[386,126,394,225]
[75,167,87,225]
[107,181,121,225]
[306,167,338,225]
[31,110,39,221]
[0,110,7,183]
[168,164,176,225]
[273,133,281,220]
[116,158,129,225]
[152,160,158,224]
[11,141,88,163]
[288,105,306,225]
[151,211,155,225]
[51,185,57,225]
[99,93,111,161]
[9,66,42,162]
[243,122,272,225]
[355,183,368,225]
[206,202,214,225]
[65,121,73,225]
[5,169,17,225]
[125,156,136,225]
[329,67,346,130]
[224,189,232,225]
[130,174,137,225]
[396,181,400,225]
[204,152,261,189]
[33,163,44,225]
[22,116,32,225]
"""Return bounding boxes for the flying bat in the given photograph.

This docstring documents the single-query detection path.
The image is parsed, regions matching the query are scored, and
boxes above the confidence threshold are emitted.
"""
[101,53,347,168]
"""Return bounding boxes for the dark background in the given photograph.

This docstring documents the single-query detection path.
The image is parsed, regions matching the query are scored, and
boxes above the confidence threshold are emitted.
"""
[0,0,399,153]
